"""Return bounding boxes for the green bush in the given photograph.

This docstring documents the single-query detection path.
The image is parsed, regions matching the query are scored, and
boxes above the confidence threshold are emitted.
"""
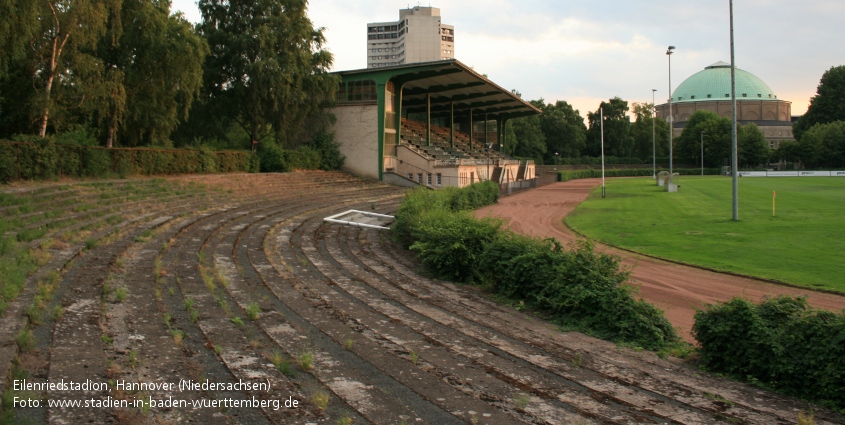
[393,181,499,248]
[13,136,58,180]
[82,148,111,177]
[286,146,321,170]
[693,296,845,410]
[0,145,18,183]
[393,181,678,350]
[307,132,345,170]
[257,142,289,173]
[409,210,500,283]
[198,147,219,173]
[0,140,254,182]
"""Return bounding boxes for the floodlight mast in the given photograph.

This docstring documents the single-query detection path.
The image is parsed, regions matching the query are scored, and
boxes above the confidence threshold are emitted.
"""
[667,46,675,179]
[652,89,657,179]
[729,1,739,221]
[600,107,605,198]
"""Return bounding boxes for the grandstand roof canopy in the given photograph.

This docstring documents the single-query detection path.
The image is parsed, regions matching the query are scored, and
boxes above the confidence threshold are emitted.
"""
[334,59,541,120]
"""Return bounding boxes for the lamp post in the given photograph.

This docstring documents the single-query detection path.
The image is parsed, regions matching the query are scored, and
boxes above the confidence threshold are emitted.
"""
[666,46,675,179]
[555,152,559,165]
[652,89,657,179]
[700,131,706,175]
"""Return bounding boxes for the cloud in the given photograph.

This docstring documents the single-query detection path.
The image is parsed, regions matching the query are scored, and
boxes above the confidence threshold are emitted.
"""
[170,0,842,116]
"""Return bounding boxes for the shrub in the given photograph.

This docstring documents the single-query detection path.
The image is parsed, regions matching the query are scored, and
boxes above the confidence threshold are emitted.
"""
[409,210,500,283]
[393,181,678,350]
[257,142,289,173]
[307,131,345,170]
[480,236,676,350]
[286,146,321,170]
[198,147,219,173]
[0,140,254,182]
[693,296,845,410]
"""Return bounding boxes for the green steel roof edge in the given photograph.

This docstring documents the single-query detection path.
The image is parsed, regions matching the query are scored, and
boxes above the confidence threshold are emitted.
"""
[333,59,541,116]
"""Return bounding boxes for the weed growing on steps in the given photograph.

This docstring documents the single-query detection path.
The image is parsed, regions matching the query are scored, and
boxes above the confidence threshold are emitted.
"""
[297,351,314,371]
[245,302,260,320]
[311,390,329,410]
[513,393,530,410]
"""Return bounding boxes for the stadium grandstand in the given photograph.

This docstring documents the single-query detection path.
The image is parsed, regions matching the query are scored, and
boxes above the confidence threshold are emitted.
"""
[326,59,541,188]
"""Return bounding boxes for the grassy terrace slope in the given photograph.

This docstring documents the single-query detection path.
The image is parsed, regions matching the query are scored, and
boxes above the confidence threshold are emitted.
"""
[565,176,845,291]
[1,172,841,424]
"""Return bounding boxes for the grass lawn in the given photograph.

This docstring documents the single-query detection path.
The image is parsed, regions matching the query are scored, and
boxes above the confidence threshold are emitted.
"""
[565,176,845,292]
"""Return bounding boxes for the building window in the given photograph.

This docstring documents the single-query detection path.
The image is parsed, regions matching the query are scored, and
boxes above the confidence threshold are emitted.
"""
[427,173,432,185]
[408,173,413,180]
[436,174,442,186]
[417,173,423,183]
[342,79,377,102]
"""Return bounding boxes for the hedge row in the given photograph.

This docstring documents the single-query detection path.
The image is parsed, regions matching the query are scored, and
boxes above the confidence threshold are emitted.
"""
[393,181,678,350]
[550,157,645,165]
[558,167,722,182]
[0,140,256,183]
[693,296,845,410]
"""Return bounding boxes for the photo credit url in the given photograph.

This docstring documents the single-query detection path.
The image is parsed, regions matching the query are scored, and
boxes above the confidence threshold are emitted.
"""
[12,379,300,410]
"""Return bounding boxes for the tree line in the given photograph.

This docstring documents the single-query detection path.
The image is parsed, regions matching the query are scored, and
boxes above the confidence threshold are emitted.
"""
[505,65,845,169]
[0,0,338,152]
[503,95,770,168]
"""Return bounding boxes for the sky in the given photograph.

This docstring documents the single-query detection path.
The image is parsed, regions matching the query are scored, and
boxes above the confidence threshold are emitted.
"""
[170,0,844,118]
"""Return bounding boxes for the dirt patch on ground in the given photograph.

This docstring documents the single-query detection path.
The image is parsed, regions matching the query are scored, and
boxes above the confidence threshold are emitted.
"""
[476,178,845,342]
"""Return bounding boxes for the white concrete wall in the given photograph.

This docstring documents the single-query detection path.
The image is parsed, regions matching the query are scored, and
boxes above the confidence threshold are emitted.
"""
[327,103,380,180]
[405,15,443,62]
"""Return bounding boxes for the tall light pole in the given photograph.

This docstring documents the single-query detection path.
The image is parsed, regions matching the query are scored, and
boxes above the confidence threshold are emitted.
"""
[652,89,657,179]
[667,46,675,179]
[700,131,706,175]
[601,107,606,198]
[729,1,739,220]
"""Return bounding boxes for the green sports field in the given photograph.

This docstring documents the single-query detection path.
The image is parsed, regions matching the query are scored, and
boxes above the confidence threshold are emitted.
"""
[565,176,845,292]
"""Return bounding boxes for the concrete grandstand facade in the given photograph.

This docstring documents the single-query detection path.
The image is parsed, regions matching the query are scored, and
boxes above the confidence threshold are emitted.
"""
[325,60,540,188]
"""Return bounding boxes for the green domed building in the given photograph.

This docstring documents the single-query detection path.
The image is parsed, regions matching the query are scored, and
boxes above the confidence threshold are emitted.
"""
[655,61,794,148]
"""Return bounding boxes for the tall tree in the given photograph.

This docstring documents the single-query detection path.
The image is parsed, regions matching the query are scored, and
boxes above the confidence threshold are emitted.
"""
[585,97,633,157]
[676,110,731,167]
[799,121,845,168]
[737,123,770,168]
[0,0,39,76]
[794,66,845,140]
[198,0,338,148]
[503,92,545,159]
[540,100,586,162]
[630,102,668,160]
[31,0,118,137]
[506,103,547,161]
[95,0,207,147]
[677,110,769,168]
